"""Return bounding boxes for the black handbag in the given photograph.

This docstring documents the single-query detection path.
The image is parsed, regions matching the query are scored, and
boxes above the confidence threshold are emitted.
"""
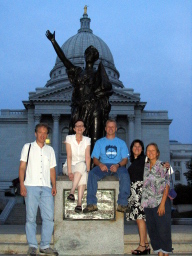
[11,144,31,195]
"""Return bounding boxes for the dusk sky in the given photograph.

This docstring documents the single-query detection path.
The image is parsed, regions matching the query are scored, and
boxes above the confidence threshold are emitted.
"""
[0,1,191,143]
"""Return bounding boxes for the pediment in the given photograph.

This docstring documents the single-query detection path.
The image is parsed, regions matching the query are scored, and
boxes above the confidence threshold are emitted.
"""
[29,85,73,102]
[27,85,142,104]
[111,88,140,103]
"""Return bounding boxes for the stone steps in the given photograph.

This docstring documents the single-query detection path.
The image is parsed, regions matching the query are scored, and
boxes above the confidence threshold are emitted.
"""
[124,224,192,254]
[0,225,191,255]
[124,238,192,255]
[5,203,42,225]
[0,226,53,255]
[0,237,191,255]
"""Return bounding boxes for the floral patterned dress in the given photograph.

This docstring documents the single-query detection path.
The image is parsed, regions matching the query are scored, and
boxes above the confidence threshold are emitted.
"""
[126,155,146,221]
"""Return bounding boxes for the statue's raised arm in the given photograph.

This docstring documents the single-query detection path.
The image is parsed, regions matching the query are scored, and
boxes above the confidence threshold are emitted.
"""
[46,30,74,70]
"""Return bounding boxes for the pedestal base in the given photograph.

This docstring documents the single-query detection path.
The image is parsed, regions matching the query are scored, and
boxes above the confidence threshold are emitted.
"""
[54,176,124,255]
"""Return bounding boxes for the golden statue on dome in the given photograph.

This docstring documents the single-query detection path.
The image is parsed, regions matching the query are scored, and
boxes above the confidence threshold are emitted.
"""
[84,5,88,14]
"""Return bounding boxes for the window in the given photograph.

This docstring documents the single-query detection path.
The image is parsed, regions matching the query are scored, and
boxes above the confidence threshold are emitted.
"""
[117,127,126,142]
[175,170,180,181]
[61,127,69,153]
[174,161,181,166]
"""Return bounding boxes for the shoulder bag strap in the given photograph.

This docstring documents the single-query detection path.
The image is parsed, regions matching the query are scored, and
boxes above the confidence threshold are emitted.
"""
[26,143,31,171]
[24,143,31,181]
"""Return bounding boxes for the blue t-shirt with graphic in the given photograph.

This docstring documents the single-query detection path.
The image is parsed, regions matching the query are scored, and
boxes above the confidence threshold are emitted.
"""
[91,137,129,164]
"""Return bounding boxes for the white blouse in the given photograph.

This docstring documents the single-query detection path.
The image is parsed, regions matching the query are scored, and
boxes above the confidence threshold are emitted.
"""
[63,135,91,166]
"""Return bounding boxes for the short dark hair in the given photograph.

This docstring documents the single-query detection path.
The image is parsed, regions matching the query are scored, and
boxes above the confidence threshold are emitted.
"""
[130,139,144,163]
[146,142,160,159]
[35,123,49,134]
[105,119,117,127]
[73,119,85,128]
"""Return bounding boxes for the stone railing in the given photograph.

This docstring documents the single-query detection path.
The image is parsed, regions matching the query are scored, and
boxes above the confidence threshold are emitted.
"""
[0,109,26,117]
[142,110,168,119]
[0,197,16,224]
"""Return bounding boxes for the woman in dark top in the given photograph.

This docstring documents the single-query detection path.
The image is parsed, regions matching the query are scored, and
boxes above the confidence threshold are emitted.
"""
[126,139,150,255]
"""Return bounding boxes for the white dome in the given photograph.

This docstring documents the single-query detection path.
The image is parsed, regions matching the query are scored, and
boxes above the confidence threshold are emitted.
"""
[46,12,123,88]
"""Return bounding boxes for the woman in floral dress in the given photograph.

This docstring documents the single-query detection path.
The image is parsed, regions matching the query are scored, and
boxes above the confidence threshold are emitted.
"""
[141,143,172,256]
[126,139,150,255]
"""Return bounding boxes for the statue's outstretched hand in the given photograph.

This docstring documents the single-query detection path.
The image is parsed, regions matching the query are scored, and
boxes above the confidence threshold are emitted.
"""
[46,30,55,42]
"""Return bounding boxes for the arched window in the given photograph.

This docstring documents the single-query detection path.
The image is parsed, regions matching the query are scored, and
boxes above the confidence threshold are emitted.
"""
[45,128,52,146]
[61,127,69,153]
[117,127,126,142]
[175,170,180,181]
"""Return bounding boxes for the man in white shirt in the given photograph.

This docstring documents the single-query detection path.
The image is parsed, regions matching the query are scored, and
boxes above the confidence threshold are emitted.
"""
[19,123,58,256]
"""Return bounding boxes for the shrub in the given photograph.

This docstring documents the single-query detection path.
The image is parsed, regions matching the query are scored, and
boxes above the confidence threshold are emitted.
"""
[173,184,192,205]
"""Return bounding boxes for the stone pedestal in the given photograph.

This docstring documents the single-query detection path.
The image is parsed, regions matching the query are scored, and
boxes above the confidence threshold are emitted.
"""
[54,176,124,255]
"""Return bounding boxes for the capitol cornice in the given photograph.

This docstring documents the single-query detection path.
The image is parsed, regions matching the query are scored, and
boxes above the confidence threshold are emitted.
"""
[142,119,172,125]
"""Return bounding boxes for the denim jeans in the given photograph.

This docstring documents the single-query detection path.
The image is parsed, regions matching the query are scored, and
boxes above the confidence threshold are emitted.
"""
[87,164,130,206]
[144,198,172,253]
[25,186,54,249]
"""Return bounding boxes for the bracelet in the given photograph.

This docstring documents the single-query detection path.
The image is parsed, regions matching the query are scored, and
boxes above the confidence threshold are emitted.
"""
[117,163,121,168]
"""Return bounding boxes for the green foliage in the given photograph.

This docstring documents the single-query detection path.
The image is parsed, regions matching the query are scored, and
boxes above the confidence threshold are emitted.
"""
[184,158,192,186]
[171,210,192,218]
[173,184,192,205]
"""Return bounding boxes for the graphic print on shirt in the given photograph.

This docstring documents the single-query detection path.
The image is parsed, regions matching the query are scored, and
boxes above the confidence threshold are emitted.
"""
[105,145,117,159]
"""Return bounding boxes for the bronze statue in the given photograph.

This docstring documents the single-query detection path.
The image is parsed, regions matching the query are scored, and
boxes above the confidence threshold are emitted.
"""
[46,30,113,152]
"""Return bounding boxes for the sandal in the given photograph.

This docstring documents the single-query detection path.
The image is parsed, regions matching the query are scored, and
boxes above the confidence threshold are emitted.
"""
[67,193,75,201]
[132,244,149,255]
[75,205,82,213]
[145,243,151,254]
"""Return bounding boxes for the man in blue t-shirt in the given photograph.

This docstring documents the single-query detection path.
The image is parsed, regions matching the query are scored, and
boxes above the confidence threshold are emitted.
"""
[83,119,130,213]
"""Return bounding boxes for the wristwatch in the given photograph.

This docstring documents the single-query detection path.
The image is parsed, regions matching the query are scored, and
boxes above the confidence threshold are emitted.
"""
[117,163,121,168]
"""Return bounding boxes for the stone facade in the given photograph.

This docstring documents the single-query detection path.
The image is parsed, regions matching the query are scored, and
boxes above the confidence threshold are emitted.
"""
[170,141,192,186]
[0,90,172,181]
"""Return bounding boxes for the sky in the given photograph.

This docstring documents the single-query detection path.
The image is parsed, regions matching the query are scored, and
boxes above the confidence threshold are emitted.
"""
[0,0,191,143]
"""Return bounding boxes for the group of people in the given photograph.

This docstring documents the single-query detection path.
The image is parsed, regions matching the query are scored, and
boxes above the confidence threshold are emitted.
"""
[127,140,172,256]
[19,120,172,256]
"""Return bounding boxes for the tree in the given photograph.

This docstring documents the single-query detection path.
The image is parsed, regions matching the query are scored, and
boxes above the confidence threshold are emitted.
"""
[184,158,192,186]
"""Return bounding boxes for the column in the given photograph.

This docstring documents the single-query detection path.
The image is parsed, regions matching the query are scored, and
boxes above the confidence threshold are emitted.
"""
[134,108,142,139]
[109,114,117,121]
[27,107,35,142]
[52,114,60,176]
[128,115,135,148]
[34,114,41,126]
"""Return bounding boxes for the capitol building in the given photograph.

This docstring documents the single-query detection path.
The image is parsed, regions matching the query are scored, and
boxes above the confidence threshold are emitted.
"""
[0,10,191,190]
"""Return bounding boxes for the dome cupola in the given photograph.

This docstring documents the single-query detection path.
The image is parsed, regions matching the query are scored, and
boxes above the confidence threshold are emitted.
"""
[46,7,123,88]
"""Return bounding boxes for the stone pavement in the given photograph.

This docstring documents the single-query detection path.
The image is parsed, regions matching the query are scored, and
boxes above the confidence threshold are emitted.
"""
[0,253,192,255]
[0,224,192,255]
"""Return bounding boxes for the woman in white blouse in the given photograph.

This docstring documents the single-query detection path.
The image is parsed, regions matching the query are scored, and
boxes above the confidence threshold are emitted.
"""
[63,120,91,213]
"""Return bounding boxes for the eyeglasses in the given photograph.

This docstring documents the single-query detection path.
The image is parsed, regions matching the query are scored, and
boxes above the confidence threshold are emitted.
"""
[75,125,84,128]
[133,145,142,149]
